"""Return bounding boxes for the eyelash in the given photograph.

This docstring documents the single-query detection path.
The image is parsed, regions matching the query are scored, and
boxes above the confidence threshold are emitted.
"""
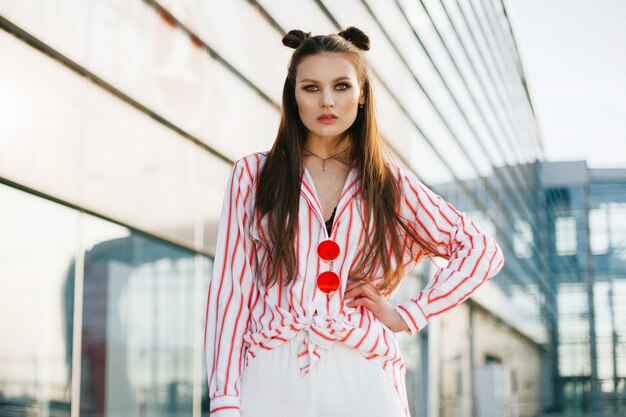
[303,83,351,92]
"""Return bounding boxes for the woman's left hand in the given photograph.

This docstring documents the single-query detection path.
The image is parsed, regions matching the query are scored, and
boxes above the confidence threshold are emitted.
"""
[344,276,409,333]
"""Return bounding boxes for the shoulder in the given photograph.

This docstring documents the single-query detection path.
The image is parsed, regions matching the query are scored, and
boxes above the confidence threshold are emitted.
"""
[232,150,270,184]
[385,160,420,191]
[224,152,270,213]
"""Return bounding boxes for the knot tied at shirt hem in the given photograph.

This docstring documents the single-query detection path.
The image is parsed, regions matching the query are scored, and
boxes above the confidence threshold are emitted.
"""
[243,314,357,376]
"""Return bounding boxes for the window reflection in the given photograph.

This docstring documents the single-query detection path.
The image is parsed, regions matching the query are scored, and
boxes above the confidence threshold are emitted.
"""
[0,30,82,203]
[558,283,591,376]
[514,218,533,258]
[589,207,609,255]
[555,216,577,256]
[80,215,196,417]
[0,184,78,417]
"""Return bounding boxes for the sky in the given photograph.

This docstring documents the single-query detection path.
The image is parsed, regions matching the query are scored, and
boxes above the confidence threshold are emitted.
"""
[506,0,626,168]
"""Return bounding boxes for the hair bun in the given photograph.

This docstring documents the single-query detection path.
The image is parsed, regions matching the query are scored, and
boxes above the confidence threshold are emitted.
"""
[337,26,370,51]
[282,30,312,49]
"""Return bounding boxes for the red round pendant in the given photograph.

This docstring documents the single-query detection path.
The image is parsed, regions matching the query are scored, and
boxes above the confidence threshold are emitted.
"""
[317,239,340,261]
[317,271,340,293]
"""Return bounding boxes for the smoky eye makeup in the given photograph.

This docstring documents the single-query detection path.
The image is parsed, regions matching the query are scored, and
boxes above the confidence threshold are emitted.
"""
[302,82,352,92]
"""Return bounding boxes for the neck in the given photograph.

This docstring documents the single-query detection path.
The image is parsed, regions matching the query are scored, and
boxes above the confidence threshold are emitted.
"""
[303,134,350,158]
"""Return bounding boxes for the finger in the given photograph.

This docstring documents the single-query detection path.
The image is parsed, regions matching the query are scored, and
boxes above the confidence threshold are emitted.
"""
[347,295,376,310]
[359,283,382,301]
[347,280,381,298]
[344,285,360,298]
[346,286,377,304]
[344,280,368,295]
[345,278,368,292]
[344,281,372,299]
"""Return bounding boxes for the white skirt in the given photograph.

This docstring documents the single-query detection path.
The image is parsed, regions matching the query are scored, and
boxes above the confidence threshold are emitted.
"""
[240,330,406,417]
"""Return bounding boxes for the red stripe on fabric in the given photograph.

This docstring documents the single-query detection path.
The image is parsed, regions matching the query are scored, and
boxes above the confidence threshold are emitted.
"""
[426,300,462,318]
[210,165,241,384]
[413,180,455,227]
[368,333,380,353]
[428,233,485,303]
[301,181,318,214]
[310,326,335,341]
[382,342,399,370]
[413,209,449,247]
[427,242,500,319]
[267,299,276,330]
[302,210,312,310]
[480,245,500,283]
[290,219,300,316]
[414,301,427,319]
[340,327,356,342]
[250,285,261,323]
[259,298,268,334]
[277,268,287,327]
[348,221,366,272]
[404,196,417,217]
[225,231,248,394]
[336,184,362,221]
[494,256,504,271]
[400,233,409,265]
[203,276,213,354]
[427,269,453,301]
[397,305,419,332]
[211,405,239,413]
[312,221,321,303]
[382,328,391,356]
[338,169,359,201]
[454,216,472,271]
[236,341,245,397]
[354,313,373,349]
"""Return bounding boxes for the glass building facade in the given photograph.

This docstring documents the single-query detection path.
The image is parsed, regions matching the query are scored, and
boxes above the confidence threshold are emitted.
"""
[2,1,619,417]
[541,162,626,414]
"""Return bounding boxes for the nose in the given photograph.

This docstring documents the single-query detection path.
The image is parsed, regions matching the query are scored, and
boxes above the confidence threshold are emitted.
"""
[320,89,335,109]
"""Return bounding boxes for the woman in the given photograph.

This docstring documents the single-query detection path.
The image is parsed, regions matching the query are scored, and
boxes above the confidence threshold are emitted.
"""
[205,27,504,417]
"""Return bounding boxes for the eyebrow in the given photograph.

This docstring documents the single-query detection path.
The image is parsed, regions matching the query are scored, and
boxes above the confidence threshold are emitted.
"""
[299,76,352,83]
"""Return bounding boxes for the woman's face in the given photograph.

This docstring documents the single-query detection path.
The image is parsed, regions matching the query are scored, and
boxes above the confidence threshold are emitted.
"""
[294,52,364,144]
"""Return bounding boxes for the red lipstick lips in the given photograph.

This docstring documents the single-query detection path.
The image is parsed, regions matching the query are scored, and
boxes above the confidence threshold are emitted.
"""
[317,113,338,124]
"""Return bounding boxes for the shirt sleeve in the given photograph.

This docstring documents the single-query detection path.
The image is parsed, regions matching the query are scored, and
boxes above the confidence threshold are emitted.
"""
[395,169,505,336]
[204,158,257,417]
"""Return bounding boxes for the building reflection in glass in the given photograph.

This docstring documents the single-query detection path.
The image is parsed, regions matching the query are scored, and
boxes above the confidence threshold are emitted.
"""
[0,185,76,417]
[79,216,197,417]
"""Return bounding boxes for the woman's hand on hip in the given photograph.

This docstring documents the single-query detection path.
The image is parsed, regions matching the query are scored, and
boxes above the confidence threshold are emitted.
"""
[344,276,409,333]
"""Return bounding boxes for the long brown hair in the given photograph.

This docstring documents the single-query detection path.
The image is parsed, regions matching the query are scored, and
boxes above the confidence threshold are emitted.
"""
[255,27,439,296]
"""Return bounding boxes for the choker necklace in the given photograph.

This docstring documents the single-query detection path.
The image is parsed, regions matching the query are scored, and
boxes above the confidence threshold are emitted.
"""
[303,147,350,171]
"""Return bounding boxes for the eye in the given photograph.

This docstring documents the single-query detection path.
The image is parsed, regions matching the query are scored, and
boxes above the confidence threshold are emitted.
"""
[336,83,351,90]
[303,85,319,92]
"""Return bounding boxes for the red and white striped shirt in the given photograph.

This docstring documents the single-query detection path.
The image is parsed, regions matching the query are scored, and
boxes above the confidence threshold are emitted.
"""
[205,151,505,417]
